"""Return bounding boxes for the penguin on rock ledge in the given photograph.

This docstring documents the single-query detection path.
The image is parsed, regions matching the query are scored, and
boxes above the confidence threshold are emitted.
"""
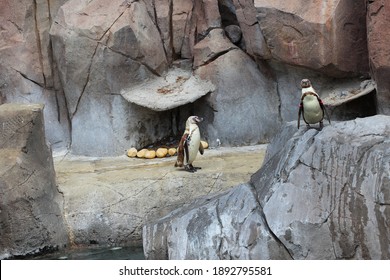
[298,78,331,129]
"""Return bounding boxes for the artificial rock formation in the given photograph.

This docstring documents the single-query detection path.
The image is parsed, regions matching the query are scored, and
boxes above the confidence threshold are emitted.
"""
[0,104,68,259]
[253,116,390,259]
[367,0,390,115]
[50,0,173,156]
[55,145,265,247]
[143,115,390,259]
[1,0,388,158]
[143,183,292,260]
[0,0,70,151]
[255,0,369,77]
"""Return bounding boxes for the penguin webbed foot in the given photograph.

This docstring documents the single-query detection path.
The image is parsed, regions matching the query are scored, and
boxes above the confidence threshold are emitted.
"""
[184,164,195,172]
[184,164,201,173]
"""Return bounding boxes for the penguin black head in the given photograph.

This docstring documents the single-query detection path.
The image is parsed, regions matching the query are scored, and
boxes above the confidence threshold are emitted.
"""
[301,79,312,88]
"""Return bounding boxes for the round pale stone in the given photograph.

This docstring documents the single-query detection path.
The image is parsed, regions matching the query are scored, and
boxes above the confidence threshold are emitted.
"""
[127,148,137,157]
[168,148,177,156]
[156,148,168,158]
[136,149,148,158]
[145,150,156,159]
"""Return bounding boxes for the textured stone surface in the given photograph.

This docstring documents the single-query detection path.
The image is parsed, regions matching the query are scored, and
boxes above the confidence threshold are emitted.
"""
[50,0,173,156]
[231,0,271,59]
[367,0,390,115]
[255,0,369,77]
[224,25,242,44]
[121,68,215,111]
[252,116,390,259]
[0,0,70,151]
[143,116,390,260]
[1,0,388,159]
[0,104,68,259]
[143,183,292,260]
[194,47,281,147]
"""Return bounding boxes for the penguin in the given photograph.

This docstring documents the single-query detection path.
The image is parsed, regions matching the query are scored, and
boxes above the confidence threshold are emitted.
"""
[298,79,331,129]
[174,116,204,172]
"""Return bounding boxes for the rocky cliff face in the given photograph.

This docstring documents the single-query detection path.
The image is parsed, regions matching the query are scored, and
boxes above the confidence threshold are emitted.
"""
[143,115,390,260]
[367,0,390,115]
[1,0,388,156]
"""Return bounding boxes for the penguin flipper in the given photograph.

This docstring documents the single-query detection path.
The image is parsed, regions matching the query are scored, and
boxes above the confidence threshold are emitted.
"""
[199,141,204,155]
[183,135,190,164]
[175,133,188,167]
[298,103,303,129]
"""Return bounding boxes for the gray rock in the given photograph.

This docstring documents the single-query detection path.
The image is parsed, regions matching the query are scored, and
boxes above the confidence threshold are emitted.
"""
[224,25,242,44]
[121,67,215,111]
[232,0,271,59]
[0,104,68,259]
[367,0,390,115]
[50,0,171,156]
[194,48,281,147]
[143,115,390,259]
[255,0,369,77]
[143,184,292,260]
[254,115,390,259]
[0,0,71,152]
[193,28,239,68]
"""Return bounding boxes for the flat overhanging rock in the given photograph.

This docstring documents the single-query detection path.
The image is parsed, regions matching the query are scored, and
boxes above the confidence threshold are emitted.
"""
[120,68,215,111]
[323,80,376,107]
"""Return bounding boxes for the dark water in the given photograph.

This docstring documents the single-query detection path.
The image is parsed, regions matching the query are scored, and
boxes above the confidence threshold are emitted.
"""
[24,246,145,260]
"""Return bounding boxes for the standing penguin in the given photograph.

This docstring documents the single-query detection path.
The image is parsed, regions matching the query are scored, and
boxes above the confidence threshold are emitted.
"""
[175,116,204,172]
[298,79,331,129]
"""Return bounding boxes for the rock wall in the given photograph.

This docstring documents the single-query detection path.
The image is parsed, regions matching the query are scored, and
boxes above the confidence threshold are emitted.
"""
[0,104,68,259]
[255,0,369,77]
[0,0,70,151]
[143,115,390,259]
[367,0,390,115]
[0,0,388,156]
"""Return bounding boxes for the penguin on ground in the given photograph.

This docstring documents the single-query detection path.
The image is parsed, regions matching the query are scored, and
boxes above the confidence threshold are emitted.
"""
[298,79,331,129]
[175,116,204,172]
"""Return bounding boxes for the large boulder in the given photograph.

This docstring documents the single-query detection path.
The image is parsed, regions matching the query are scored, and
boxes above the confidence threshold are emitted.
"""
[253,116,390,259]
[367,0,390,115]
[143,184,292,260]
[0,104,68,259]
[255,0,369,77]
[143,115,390,259]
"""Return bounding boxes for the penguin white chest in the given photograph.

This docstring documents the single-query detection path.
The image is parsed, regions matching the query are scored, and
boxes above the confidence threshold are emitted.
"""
[187,125,200,164]
[303,95,323,124]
